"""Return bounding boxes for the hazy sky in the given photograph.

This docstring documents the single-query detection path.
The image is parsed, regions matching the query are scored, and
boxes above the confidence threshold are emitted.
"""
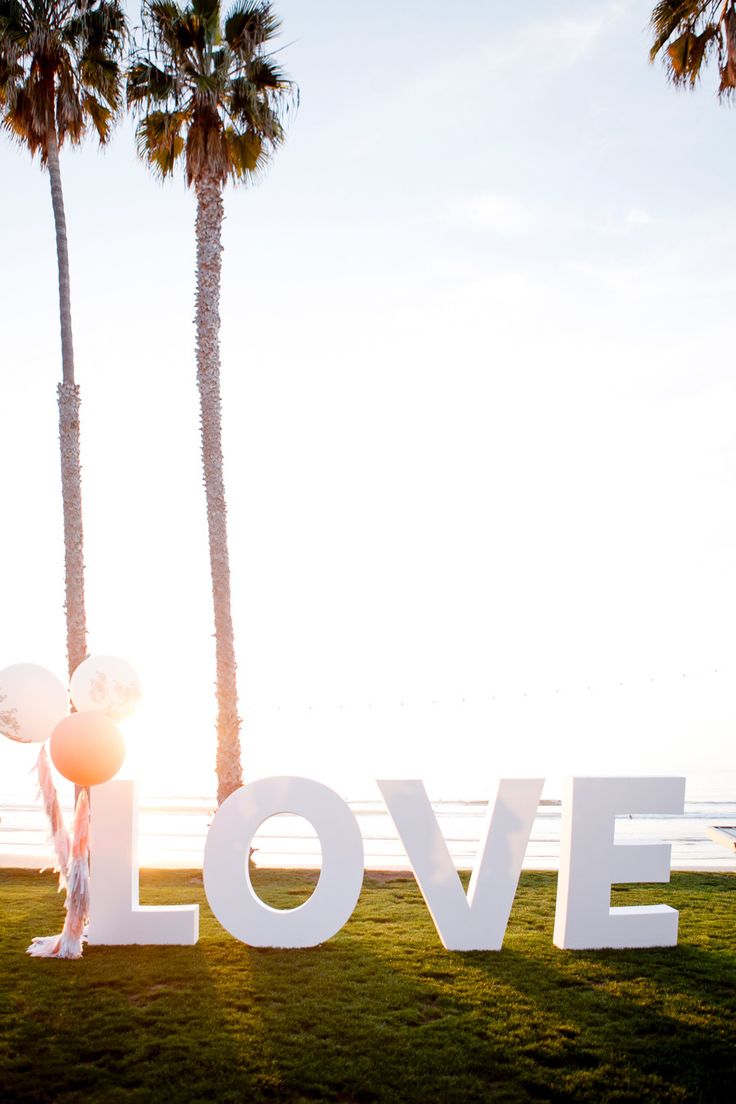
[2,0,736,803]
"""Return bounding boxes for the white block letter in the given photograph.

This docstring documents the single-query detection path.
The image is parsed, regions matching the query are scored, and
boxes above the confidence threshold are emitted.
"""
[88,780,199,945]
[378,778,543,950]
[203,776,364,948]
[553,776,685,950]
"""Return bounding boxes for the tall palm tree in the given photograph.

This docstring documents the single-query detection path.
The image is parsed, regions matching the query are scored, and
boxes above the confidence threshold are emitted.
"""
[128,0,295,804]
[0,0,127,682]
[650,1,736,93]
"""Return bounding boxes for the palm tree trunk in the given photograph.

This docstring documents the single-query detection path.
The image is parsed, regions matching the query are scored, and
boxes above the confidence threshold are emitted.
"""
[195,170,243,805]
[47,126,88,683]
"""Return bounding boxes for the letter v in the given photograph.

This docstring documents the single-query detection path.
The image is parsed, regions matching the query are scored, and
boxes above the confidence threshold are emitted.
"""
[377,778,543,950]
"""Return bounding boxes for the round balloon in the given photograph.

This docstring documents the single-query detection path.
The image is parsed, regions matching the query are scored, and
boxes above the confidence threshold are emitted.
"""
[0,664,69,744]
[69,655,142,722]
[49,711,125,787]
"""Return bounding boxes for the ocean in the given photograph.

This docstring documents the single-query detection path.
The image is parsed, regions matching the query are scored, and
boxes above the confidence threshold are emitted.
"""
[2,791,735,872]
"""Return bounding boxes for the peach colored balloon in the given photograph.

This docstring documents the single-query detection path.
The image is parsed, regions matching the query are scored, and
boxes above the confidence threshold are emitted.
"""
[49,712,125,787]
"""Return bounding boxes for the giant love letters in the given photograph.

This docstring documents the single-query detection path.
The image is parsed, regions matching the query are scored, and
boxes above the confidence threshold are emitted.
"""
[87,775,686,952]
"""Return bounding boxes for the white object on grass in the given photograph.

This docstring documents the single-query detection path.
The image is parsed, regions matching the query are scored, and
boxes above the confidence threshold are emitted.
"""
[378,778,543,950]
[553,776,685,950]
[87,780,198,945]
[203,776,364,948]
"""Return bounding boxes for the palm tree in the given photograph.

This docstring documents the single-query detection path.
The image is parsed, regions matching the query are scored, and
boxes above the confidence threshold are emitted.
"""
[650,1,736,93]
[0,0,127,682]
[128,0,295,804]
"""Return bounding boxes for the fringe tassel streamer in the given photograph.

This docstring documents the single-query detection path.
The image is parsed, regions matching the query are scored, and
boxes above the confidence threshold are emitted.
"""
[35,745,70,889]
[27,789,90,960]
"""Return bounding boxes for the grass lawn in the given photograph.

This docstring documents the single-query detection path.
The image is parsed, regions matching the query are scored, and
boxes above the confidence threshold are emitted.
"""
[0,868,734,1103]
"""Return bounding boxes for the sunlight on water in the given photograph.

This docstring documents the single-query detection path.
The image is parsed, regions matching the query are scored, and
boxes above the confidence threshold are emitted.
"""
[2,787,735,872]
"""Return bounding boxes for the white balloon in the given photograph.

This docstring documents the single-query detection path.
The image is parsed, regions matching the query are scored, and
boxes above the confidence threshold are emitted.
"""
[69,655,142,722]
[0,664,69,744]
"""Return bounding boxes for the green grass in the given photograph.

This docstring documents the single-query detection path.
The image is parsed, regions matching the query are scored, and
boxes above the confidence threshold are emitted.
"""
[1,869,734,1103]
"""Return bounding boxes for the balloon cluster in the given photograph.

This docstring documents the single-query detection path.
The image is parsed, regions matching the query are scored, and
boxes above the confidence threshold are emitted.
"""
[0,656,141,786]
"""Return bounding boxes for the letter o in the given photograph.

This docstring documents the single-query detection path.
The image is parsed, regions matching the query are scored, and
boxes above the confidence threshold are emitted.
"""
[203,776,364,948]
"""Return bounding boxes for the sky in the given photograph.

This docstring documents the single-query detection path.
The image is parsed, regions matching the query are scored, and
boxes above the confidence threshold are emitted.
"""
[2,0,736,807]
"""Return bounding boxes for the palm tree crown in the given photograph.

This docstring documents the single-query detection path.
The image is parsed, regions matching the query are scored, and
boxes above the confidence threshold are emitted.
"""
[650,1,736,94]
[0,0,127,159]
[127,0,294,184]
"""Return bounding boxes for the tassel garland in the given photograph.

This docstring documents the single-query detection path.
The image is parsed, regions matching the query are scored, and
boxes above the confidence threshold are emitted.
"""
[35,745,70,889]
[27,789,90,959]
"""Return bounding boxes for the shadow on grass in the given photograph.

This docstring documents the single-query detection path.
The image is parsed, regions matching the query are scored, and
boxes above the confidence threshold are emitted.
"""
[228,872,736,1103]
[0,871,264,1104]
[456,942,736,1103]
[2,870,734,1104]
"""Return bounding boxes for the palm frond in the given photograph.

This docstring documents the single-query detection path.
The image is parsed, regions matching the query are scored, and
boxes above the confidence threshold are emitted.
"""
[80,52,121,106]
[666,27,715,84]
[0,54,23,105]
[649,1,707,61]
[127,58,178,106]
[2,83,45,153]
[82,91,112,141]
[719,6,736,93]
[228,77,282,140]
[245,54,285,90]
[135,107,186,176]
[57,62,84,140]
[649,0,736,96]
[224,124,262,177]
[224,0,280,54]
[146,1,198,61]
[192,0,221,41]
